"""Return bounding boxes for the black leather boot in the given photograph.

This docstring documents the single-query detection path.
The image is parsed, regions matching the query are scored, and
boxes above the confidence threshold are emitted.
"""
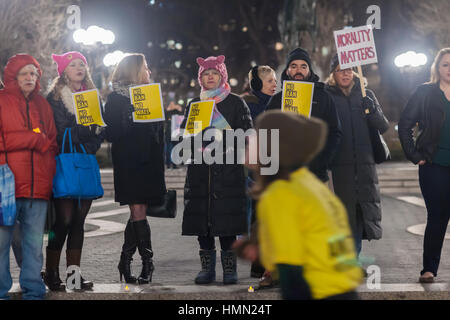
[43,248,65,291]
[118,219,138,283]
[133,219,154,284]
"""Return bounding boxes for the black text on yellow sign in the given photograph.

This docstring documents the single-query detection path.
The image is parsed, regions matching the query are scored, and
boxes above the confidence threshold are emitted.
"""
[281,81,314,118]
[72,89,106,126]
[129,84,165,123]
[183,100,215,137]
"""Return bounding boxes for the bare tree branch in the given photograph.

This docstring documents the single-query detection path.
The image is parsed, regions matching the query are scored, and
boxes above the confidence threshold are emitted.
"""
[0,0,80,90]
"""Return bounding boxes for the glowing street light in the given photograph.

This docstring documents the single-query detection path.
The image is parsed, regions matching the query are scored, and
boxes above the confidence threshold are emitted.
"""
[394,51,428,68]
[103,50,130,67]
[73,25,115,45]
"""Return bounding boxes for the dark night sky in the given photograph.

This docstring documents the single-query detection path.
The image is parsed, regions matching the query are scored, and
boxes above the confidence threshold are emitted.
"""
[80,0,151,53]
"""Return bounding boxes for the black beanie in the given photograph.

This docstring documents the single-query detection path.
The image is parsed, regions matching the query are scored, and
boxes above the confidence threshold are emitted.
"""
[330,53,340,73]
[286,48,312,70]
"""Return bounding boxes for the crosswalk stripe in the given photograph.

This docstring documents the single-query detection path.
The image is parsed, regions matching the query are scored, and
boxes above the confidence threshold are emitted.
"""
[91,200,115,208]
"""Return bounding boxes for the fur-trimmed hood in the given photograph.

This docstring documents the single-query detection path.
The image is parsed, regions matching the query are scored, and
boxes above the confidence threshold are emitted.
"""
[59,85,76,115]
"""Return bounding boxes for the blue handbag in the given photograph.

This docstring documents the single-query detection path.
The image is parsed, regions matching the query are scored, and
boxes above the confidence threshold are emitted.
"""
[52,128,103,199]
[0,164,16,226]
[0,128,16,226]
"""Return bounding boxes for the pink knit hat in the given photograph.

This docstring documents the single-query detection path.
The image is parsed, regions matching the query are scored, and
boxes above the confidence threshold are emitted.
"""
[196,55,228,90]
[51,51,88,76]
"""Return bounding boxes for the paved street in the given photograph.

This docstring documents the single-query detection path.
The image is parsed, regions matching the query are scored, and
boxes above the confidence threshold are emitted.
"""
[8,164,450,291]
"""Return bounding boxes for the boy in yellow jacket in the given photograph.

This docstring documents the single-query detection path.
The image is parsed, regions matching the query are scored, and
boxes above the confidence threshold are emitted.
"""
[241,110,362,300]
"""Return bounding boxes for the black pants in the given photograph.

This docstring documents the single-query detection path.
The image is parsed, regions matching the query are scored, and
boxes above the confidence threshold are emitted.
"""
[419,163,450,276]
[47,199,92,251]
[197,236,236,251]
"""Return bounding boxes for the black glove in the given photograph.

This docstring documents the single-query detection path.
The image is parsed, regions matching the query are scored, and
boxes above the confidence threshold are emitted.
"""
[362,96,375,114]
[74,124,92,142]
[127,104,135,121]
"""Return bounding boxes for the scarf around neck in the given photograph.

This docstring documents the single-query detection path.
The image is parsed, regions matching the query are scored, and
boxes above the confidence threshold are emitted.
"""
[200,83,232,130]
[112,82,137,99]
[200,82,231,103]
[59,84,87,115]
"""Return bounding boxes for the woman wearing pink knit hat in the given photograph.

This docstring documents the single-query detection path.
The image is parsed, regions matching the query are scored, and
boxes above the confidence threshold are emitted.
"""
[42,51,103,291]
[180,55,253,285]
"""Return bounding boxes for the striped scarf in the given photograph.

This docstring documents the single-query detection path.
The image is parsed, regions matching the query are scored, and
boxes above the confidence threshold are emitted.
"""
[200,83,232,130]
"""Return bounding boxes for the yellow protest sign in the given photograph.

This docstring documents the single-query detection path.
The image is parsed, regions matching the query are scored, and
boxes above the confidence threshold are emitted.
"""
[72,89,106,126]
[129,84,165,123]
[183,100,215,137]
[281,81,315,118]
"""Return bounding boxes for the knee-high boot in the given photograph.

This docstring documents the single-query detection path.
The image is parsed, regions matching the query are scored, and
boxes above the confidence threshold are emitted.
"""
[133,219,154,284]
[118,219,138,283]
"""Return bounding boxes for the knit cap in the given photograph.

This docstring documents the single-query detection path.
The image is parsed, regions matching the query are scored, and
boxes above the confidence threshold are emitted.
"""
[285,48,312,71]
[196,55,228,90]
[51,51,88,76]
[330,53,340,73]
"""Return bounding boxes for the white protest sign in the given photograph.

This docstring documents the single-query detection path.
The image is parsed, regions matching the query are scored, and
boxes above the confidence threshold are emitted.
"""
[333,25,378,69]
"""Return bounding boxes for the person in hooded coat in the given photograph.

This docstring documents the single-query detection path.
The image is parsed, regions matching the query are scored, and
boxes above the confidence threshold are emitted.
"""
[325,54,389,258]
[244,110,362,300]
[180,55,252,285]
[0,54,58,300]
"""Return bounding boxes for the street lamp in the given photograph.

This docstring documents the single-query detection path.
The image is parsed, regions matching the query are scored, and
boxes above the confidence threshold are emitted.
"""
[73,25,115,46]
[394,51,427,68]
[103,50,130,67]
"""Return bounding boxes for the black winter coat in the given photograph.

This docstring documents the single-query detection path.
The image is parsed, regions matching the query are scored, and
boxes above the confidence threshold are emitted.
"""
[242,90,271,121]
[104,92,166,205]
[180,93,253,236]
[398,83,447,164]
[47,91,103,155]
[326,82,389,241]
[266,73,342,182]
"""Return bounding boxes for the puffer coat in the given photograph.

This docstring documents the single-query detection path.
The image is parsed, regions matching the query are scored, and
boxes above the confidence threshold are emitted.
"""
[180,93,253,236]
[326,82,389,240]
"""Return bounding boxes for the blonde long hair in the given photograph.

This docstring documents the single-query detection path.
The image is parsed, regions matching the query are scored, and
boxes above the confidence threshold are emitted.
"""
[429,48,450,84]
[111,53,146,85]
[325,69,367,96]
[47,67,95,100]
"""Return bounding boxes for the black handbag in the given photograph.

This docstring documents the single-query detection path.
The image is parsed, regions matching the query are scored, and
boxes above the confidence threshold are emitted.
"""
[146,189,177,218]
[369,127,391,164]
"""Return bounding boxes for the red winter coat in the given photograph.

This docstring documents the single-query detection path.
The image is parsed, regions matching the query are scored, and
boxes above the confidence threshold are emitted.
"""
[0,54,57,200]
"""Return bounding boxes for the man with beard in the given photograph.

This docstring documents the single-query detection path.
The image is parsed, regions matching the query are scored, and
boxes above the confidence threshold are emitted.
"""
[266,48,342,183]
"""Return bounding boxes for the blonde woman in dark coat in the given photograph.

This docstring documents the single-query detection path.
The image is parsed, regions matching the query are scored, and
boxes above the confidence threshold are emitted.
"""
[104,54,166,284]
[325,55,389,261]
